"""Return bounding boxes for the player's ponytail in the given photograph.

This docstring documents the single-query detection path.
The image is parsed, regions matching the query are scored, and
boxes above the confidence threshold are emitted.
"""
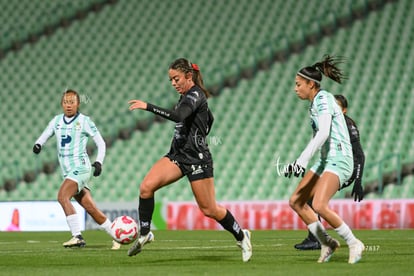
[169,58,211,98]
[297,55,347,85]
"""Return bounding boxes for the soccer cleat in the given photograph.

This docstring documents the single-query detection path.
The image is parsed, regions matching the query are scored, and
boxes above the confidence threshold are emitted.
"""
[317,238,340,263]
[348,239,364,264]
[127,231,154,256]
[111,240,121,250]
[63,235,86,248]
[294,237,321,250]
[237,229,252,262]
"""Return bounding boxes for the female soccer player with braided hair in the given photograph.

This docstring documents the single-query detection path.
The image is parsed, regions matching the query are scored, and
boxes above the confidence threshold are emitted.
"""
[286,55,364,264]
[127,58,252,262]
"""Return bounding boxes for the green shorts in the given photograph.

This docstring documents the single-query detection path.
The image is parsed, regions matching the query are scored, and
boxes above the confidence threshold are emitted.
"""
[64,166,91,193]
[310,155,353,189]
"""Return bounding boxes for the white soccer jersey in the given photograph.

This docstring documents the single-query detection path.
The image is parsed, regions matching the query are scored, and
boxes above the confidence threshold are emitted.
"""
[35,113,105,177]
[309,90,352,160]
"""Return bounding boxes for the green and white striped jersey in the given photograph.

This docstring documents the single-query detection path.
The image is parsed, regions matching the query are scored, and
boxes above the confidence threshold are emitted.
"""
[309,90,352,160]
[35,113,105,177]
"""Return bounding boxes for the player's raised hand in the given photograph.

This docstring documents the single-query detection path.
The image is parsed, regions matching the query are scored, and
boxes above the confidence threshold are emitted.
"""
[128,100,147,111]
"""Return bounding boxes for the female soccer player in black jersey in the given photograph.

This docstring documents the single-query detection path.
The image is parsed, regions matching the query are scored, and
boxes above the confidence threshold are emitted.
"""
[127,58,252,262]
[334,94,365,197]
[294,94,365,251]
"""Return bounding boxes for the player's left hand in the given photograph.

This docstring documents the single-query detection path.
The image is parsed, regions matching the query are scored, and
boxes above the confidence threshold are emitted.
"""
[128,100,147,111]
[351,179,364,202]
[284,161,305,178]
[33,144,42,154]
[92,161,102,177]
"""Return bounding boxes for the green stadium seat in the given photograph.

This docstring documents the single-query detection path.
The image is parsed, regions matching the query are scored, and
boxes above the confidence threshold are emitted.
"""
[1,0,413,202]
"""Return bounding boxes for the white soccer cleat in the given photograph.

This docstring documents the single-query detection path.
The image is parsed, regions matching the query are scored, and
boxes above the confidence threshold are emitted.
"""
[63,235,86,248]
[348,239,364,264]
[317,237,340,263]
[111,240,121,250]
[237,229,252,262]
[127,231,154,256]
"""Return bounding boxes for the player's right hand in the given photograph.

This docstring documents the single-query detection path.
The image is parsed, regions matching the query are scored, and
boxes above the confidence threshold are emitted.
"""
[33,144,41,154]
[284,161,305,178]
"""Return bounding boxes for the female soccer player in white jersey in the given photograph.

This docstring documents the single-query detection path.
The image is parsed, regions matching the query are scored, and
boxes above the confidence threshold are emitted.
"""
[33,89,119,249]
[285,56,364,264]
[294,94,365,251]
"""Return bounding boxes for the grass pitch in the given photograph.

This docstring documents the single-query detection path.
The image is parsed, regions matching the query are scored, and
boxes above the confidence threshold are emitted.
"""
[0,230,413,276]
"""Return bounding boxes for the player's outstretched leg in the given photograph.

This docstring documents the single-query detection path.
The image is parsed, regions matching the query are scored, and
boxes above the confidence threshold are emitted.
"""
[127,231,155,256]
[237,229,252,262]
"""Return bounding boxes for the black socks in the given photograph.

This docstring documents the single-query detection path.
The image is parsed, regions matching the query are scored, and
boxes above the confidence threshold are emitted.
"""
[218,210,244,241]
[139,197,154,235]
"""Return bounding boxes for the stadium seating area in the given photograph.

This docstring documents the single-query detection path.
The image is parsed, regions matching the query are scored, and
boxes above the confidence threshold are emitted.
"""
[0,0,413,202]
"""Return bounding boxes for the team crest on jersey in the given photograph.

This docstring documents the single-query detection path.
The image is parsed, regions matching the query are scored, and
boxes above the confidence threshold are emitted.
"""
[75,122,81,131]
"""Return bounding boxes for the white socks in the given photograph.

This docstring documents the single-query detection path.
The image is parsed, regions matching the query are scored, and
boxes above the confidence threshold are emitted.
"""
[99,218,113,236]
[308,221,329,244]
[66,214,82,237]
[335,222,358,245]
[308,221,358,246]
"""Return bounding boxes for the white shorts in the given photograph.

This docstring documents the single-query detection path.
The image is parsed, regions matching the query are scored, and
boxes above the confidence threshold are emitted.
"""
[64,166,91,193]
[310,155,353,189]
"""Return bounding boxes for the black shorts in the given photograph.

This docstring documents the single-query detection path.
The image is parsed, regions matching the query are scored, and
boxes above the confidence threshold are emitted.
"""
[166,156,214,182]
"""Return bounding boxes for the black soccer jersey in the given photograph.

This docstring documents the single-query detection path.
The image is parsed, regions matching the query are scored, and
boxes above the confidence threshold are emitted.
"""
[344,114,365,185]
[146,85,214,165]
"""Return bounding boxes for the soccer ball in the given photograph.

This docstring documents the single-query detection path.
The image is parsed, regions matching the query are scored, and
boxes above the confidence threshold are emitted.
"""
[110,215,138,244]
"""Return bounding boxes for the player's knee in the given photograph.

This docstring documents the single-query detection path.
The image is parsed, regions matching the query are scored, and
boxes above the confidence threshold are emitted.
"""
[311,201,326,215]
[57,193,69,205]
[289,196,299,211]
[139,181,156,198]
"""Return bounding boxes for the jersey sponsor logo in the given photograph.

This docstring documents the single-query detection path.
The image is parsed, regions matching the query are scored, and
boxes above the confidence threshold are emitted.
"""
[153,107,170,117]
[191,165,204,175]
[61,135,72,147]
